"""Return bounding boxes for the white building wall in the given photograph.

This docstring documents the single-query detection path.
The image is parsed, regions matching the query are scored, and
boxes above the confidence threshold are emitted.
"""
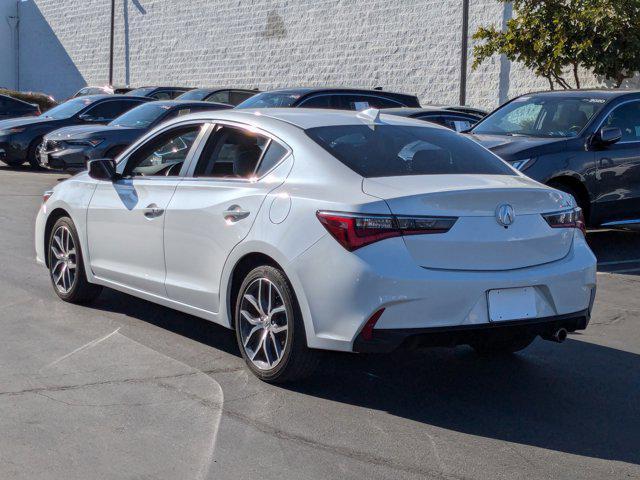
[14,0,637,107]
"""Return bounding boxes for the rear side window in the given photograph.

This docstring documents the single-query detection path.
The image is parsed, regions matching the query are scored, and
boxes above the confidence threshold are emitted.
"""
[229,91,256,105]
[194,126,269,178]
[306,124,515,178]
[256,141,288,176]
[298,95,334,109]
[206,91,229,104]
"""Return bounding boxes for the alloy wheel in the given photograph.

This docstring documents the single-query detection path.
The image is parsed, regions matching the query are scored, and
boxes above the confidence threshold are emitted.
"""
[238,277,289,370]
[50,225,77,294]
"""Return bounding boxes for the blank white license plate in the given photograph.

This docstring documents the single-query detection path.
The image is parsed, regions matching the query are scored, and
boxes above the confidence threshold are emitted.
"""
[488,287,537,322]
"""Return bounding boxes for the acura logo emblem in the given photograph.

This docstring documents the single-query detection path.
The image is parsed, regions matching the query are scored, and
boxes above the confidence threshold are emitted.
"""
[496,204,515,227]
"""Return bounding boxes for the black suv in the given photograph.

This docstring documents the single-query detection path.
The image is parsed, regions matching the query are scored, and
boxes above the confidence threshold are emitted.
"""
[235,87,420,110]
[467,90,640,228]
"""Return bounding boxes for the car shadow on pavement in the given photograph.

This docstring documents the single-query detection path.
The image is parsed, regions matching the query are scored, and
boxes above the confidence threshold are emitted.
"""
[0,165,67,175]
[291,339,640,466]
[91,287,640,466]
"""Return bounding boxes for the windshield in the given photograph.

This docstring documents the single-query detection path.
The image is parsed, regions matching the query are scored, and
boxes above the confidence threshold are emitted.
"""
[42,97,94,119]
[126,87,155,97]
[236,92,301,109]
[176,89,209,101]
[306,124,515,178]
[109,103,171,128]
[472,95,607,138]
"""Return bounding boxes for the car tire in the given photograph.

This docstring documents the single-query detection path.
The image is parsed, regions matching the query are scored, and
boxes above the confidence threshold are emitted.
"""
[470,334,536,355]
[27,138,44,169]
[48,217,102,304]
[234,265,319,383]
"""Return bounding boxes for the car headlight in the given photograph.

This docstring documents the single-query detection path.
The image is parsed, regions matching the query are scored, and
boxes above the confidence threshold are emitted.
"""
[510,158,536,171]
[0,127,26,136]
[66,138,105,148]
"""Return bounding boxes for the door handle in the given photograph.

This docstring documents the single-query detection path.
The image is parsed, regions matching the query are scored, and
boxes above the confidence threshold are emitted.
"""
[143,203,164,218]
[223,205,250,222]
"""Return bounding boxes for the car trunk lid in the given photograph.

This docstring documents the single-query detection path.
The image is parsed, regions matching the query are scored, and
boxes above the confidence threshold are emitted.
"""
[363,174,574,271]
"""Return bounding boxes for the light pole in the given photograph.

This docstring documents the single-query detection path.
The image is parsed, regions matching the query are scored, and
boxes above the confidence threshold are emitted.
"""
[459,0,469,106]
[108,0,115,86]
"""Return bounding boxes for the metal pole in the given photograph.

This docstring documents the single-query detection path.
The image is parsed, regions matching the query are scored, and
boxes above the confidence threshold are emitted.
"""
[459,0,469,106]
[108,0,115,86]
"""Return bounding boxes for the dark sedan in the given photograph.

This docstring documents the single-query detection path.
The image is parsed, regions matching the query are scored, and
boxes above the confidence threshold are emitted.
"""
[176,88,259,105]
[235,87,420,110]
[0,94,40,119]
[125,86,192,100]
[383,106,484,131]
[0,95,150,168]
[467,89,640,228]
[40,100,232,170]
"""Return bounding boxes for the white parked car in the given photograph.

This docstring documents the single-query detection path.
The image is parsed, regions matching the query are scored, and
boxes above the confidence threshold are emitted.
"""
[35,108,597,382]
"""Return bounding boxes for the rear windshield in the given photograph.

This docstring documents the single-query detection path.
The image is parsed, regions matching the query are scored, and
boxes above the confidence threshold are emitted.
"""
[306,124,515,178]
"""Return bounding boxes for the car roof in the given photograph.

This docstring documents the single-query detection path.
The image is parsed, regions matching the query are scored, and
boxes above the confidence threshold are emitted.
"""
[187,87,259,93]
[517,89,640,99]
[180,108,439,130]
[142,99,227,108]
[382,107,482,117]
[256,87,419,100]
[80,94,150,102]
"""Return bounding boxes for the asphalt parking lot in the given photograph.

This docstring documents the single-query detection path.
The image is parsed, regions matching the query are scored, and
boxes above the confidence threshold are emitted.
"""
[1,166,639,480]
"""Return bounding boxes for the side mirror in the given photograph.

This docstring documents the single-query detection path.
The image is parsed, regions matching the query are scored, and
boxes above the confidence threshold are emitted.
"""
[88,158,117,181]
[593,127,622,146]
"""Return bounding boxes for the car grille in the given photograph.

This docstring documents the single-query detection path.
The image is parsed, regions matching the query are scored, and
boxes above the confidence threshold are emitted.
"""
[45,140,63,151]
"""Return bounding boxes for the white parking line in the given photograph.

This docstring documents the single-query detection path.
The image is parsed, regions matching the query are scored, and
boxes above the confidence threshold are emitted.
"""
[598,258,640,266]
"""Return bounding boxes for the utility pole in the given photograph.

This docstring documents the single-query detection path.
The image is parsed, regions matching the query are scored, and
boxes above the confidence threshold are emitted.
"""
[459,0,469,106]
[108,0,115,86]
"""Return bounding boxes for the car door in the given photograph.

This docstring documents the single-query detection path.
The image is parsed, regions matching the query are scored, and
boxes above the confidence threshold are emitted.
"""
[86,121,207,295]
[593,100,640,224]
[163,122,292,312]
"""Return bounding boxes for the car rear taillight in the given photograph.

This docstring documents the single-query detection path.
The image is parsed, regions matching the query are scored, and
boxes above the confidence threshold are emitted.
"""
[316,211,457,251]
[542,207,586,235]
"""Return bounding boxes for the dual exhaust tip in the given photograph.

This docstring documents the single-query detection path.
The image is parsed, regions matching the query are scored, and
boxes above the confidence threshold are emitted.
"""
[541,327,568,343]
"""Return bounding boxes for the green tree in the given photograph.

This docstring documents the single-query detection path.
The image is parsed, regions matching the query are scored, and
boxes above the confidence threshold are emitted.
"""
[472,0,640,89]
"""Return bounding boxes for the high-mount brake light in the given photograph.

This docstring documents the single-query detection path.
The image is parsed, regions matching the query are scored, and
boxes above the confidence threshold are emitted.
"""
[542,207,586,235]
[316,211,457,251]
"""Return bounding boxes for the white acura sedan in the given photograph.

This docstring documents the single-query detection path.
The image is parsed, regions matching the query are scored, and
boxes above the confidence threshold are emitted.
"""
[35,108,597,382]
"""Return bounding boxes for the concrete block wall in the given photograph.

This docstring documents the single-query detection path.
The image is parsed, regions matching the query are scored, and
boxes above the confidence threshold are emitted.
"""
[15,0,635,108]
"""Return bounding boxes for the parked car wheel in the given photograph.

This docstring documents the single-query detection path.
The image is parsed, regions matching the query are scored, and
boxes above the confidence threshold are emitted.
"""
[48,217,102,303]
[235,266,319,383]
[470,333,536,355]
[27,138,44,169]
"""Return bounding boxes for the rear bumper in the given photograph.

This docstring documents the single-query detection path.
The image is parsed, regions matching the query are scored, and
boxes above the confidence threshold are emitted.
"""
[289,230,596,353]
[354,309,590,353]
